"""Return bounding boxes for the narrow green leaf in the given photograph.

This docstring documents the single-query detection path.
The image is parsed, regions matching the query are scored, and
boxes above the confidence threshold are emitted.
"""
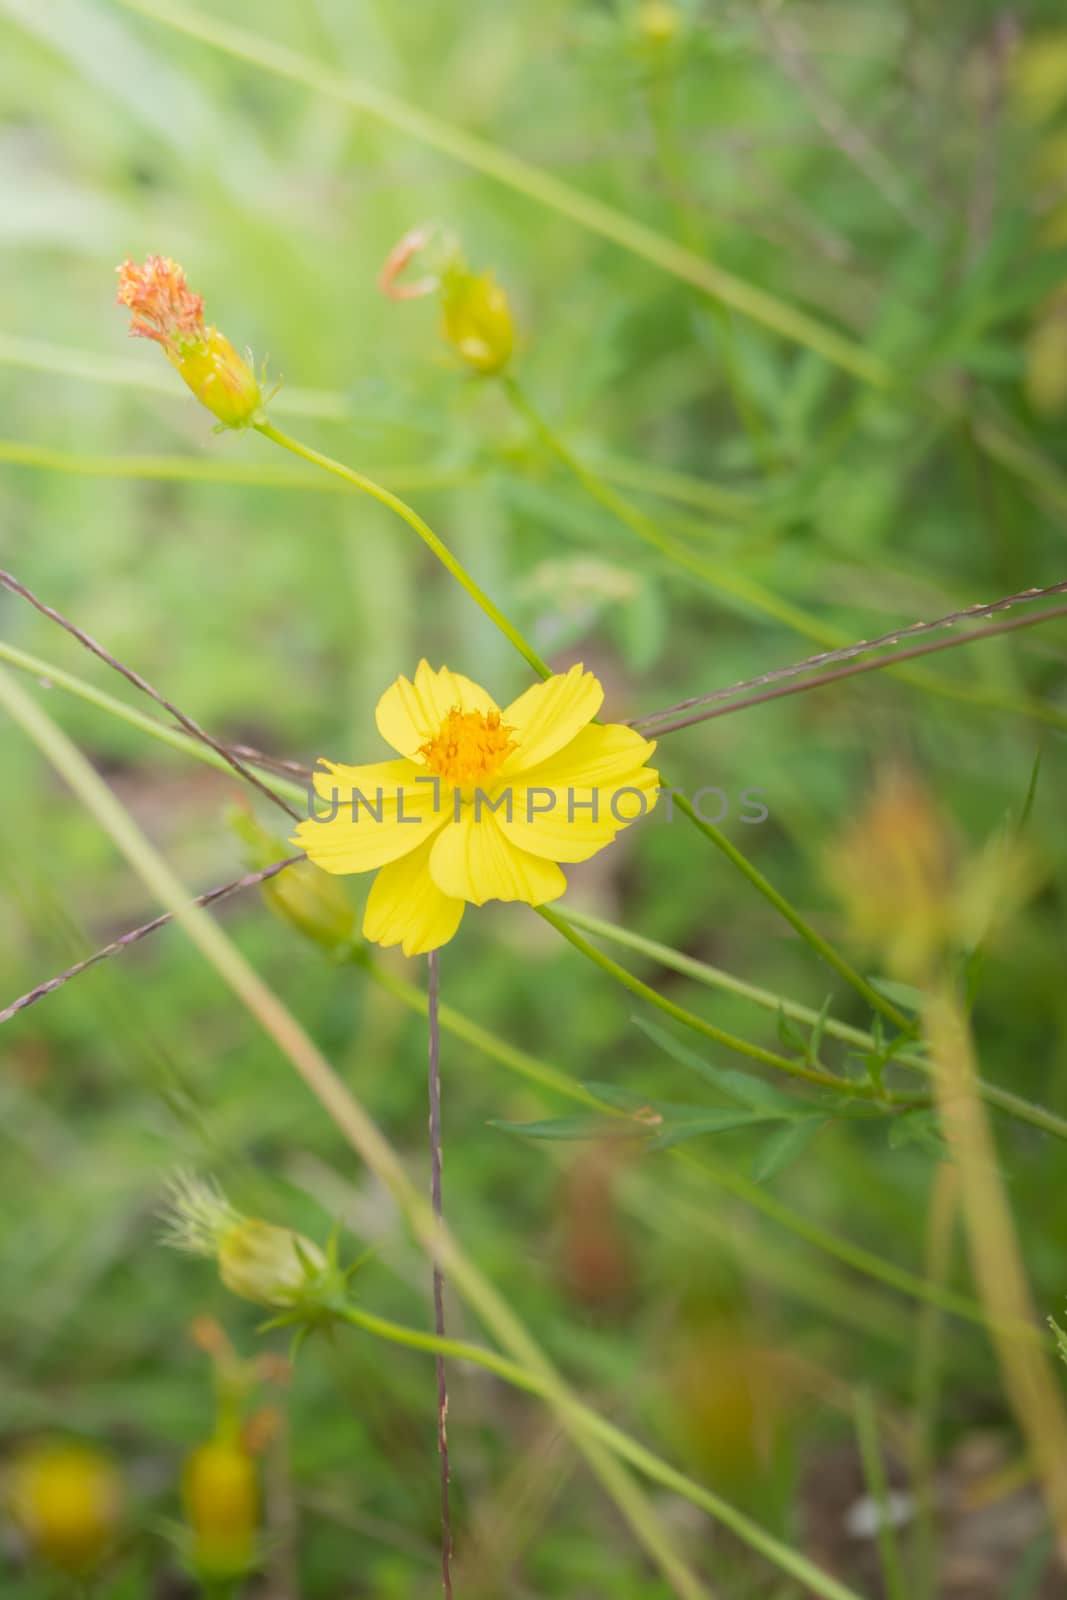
[752,1118,828,1182]
[633,1015,809,1114]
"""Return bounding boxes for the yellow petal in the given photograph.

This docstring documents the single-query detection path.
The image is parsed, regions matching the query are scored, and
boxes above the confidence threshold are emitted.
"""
[311,757,422,803]
[498,723,659,862]
[363,837,465,955]
[293,766,448,875]
[376,660,498,759]
[500,664,604,775]
[519,723,658,788]
[429,806,567,907]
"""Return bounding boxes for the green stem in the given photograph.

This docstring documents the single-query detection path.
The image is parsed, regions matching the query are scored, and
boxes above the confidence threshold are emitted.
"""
[0,665,709,1600]
[853,1389,908,1600]
[4,636,1058,1143]
[671,793,913,1033]
[336,1304,864,1600]
[504,378,1067,727]
[911,1164,957,1600]
[535,902,917,1101]
[347,942,1029,1330]
[504,375,810,630]
[556,905,1067,1143]
[0,435,473,495]
[254,421,551,681]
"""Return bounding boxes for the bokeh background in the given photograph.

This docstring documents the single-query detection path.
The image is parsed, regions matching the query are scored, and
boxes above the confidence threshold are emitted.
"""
[3,1,1067,1595]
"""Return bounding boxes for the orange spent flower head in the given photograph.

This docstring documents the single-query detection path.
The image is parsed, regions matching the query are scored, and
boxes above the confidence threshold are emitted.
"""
[116,255,264,429]
[116,254,205,348]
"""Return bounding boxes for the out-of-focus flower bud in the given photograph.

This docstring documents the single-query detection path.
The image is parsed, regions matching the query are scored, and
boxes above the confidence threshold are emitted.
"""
[638,0,681,46]
[116,256,265,429]
[183,1437,258,1580]
[826,766,959,982]
[827,765,1038,983]
[440,263,515,375]
[379,226,517,375]
[1026,289,1067,415]
[8,1440,122,1575]
[1011,30,1067,124]
[229,806,356,953]
[163,1174,328,1310]
[219,1218,327,1308]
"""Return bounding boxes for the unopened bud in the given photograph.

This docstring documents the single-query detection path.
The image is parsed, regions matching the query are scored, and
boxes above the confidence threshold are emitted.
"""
[163,1173,327,1309]
[8,1441,122,1575]
[219,1218,327,1308]
[230,806,356,952]
[380,228,517,375]
[116,256,265,429]
[440,264,515,375]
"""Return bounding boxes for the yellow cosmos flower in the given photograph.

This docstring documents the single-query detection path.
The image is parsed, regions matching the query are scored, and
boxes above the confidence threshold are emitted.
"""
[293,661,659,956]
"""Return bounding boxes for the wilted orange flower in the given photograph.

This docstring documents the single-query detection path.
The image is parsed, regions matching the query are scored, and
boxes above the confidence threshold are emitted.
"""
[116,255,264,428]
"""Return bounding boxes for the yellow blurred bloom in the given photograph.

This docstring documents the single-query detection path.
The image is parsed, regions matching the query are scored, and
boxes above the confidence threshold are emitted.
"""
[183,1438,258,1579]
[1026,290,1067,415]
[1011,30,1067,124]
[439,262,515,374]
[116,255,264,428]
[9,1440,122,1575]
[293,660,659,956]
[637,1,681,46]
[379,226,517,374]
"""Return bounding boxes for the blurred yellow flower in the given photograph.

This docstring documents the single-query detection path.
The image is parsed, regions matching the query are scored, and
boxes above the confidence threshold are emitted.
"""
[183,1437,258,1579]
[379,225,517,374]
[439,262,515,374]
[116,255,264,428]
[294,660,659,956]
[9,1440,122,1575]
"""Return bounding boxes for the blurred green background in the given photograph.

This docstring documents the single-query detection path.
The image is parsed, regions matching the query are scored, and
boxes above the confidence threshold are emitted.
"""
[3,1,1067,1595]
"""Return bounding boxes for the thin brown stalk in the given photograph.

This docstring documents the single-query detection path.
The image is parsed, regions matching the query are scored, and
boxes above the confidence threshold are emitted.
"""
[629,602,1067,736]
[0,856,304,1024]
[427,948,453,1596]
[0,567,301,820]
[629,581,1067,731]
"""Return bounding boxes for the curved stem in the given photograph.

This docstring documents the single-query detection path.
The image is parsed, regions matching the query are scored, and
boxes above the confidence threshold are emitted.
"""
[503,378,1067,728]
[671,794,914,1034]
[535,902,919,1103]
[336,1304,865,1600]
[554,905,1067,1143]
[254,422,550,680]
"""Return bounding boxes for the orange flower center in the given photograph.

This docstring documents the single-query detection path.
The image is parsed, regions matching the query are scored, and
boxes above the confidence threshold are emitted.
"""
[419,706,517,786]
[116,255,206,352]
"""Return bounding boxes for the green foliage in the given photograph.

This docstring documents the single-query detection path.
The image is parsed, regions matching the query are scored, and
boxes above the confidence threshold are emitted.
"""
[3,1,1067,1595]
